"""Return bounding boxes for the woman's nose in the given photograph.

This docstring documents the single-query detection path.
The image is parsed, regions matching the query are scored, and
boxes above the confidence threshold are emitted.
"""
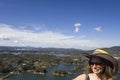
[92,64,97,67]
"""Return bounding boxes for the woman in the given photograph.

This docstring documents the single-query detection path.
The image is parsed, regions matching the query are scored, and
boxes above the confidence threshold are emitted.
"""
[73,49,118,80]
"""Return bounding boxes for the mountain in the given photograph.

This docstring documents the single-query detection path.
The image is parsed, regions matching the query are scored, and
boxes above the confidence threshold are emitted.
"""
[82,46,120,56]
[0,46,120,55]
[0,46,82,51]
[102,46,120,55]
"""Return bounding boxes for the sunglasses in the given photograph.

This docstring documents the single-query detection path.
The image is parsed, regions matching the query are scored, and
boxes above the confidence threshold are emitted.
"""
[89,61,103,65]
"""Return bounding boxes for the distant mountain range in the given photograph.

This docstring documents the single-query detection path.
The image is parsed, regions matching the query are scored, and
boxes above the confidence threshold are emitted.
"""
[0,46,120,55]
[84,46,120,55]
[101,46,120,55]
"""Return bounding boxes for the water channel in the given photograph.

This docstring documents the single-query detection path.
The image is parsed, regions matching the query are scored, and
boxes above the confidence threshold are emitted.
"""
[5,63,120,80]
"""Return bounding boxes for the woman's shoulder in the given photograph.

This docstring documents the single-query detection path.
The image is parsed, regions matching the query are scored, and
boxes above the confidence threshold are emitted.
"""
[73,74,87,80]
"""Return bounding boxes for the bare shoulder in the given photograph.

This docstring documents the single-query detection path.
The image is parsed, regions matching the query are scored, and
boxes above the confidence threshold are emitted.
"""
[73,74,86,80]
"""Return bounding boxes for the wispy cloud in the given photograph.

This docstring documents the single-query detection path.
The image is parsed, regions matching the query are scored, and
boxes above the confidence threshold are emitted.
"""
[94,26,102,32]
[74,23,81,27]
[0,23,116,50]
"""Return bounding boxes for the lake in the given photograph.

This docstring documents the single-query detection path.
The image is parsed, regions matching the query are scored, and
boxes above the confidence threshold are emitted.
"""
[7,63,120,80]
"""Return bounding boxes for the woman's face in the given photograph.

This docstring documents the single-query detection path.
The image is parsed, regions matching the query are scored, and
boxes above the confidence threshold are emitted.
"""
[89,57,104,74]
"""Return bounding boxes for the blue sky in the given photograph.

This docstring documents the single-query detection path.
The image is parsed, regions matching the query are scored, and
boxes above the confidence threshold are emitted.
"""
[0,0,120,50]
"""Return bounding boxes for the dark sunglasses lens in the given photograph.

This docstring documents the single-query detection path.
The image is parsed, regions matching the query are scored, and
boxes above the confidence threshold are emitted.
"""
[89,62,102,65]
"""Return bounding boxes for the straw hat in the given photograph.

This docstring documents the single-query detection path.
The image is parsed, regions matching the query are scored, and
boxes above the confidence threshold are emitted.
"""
[83,49,118,74]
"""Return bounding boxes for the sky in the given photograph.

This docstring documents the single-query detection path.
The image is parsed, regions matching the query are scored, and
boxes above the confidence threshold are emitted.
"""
[0,0,120,50]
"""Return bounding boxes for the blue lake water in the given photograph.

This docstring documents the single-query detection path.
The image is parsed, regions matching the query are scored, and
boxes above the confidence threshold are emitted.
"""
[7,63,120,80]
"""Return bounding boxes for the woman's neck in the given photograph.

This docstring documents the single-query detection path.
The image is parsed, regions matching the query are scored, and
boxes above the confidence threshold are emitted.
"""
[95,73,102,80]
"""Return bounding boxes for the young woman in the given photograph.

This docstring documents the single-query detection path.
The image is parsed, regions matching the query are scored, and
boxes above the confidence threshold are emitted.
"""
[73,49,118,80]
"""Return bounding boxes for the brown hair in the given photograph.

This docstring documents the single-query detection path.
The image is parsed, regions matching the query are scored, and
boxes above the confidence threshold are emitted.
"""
[84,64,116,80]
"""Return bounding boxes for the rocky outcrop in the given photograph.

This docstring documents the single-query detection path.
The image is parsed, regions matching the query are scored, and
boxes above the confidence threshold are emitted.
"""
[53,70,67,76]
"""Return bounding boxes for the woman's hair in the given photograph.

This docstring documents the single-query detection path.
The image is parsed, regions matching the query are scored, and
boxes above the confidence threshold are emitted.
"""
[84,58,116,80]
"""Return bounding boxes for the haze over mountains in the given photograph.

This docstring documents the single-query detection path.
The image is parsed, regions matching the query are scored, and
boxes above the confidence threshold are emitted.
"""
[0,46,120,55]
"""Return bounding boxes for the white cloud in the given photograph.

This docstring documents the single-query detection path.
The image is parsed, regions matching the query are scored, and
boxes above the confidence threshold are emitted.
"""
[74,23,81,27]
[75,27,79,33]
[94,26,102,32]
[74,23,81,33]
[0,23,117,50]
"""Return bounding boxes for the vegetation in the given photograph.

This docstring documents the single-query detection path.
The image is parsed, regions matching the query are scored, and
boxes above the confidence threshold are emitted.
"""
[0,46,120,78]
[53,70,67,76]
